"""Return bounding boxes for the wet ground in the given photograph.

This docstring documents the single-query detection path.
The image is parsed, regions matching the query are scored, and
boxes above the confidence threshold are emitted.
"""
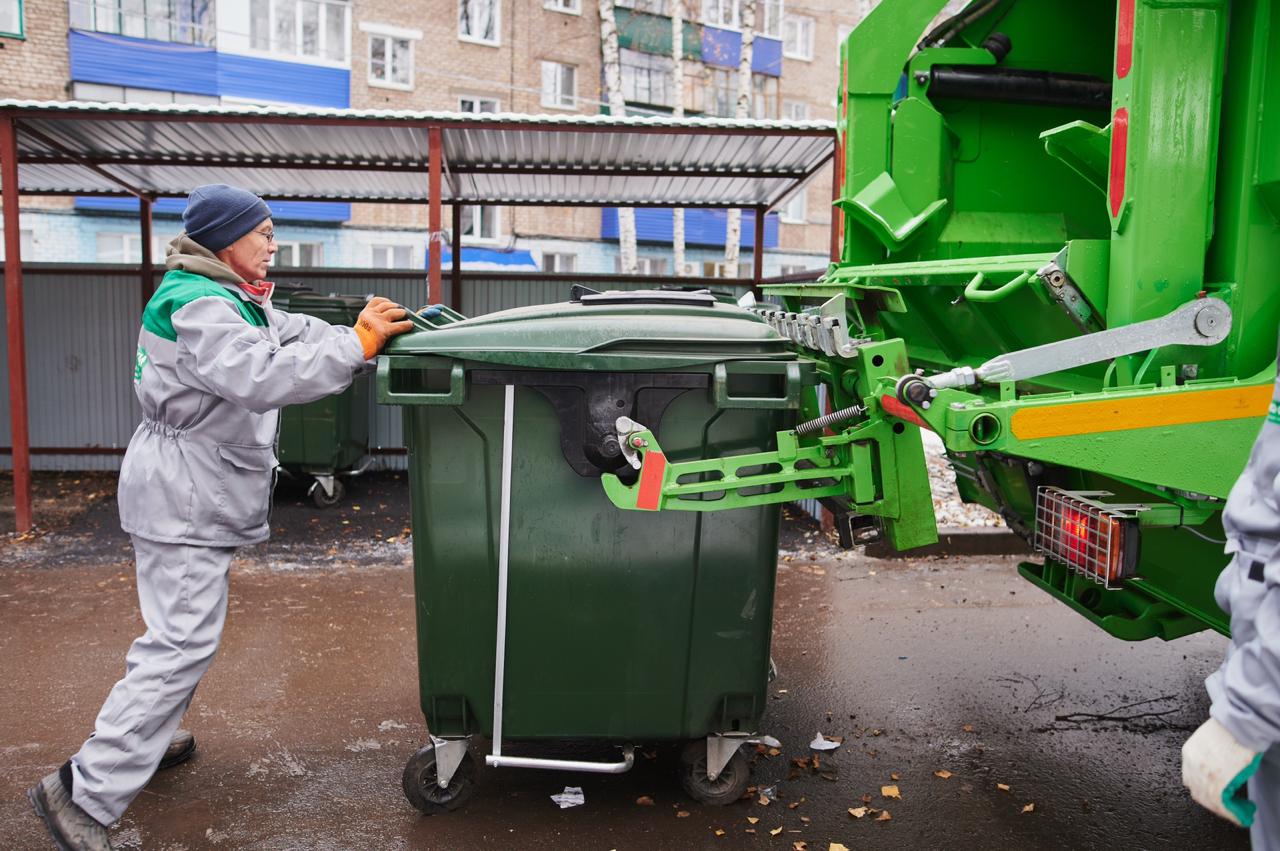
[0,472,1249,850]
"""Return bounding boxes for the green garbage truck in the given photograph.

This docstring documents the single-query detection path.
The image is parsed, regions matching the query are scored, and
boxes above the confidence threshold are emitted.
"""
[606,0,1279,644]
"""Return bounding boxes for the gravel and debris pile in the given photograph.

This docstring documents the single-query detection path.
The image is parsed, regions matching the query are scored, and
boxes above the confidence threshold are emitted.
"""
[923,432,1004,528]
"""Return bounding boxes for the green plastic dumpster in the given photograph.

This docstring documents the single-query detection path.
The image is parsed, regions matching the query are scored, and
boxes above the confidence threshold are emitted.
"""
[378,288,812,813]
[275,289,372,507]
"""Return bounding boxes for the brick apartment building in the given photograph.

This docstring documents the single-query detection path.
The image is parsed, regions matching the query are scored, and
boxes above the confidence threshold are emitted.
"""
[0,0,869,277]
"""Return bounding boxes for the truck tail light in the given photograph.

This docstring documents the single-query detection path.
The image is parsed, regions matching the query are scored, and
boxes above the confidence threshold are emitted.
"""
[1034,487,1140,588]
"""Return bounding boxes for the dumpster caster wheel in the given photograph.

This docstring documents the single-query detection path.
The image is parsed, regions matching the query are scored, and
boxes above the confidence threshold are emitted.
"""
[311,478,345,508]
[403,744,477,814]
[679,740,750,806]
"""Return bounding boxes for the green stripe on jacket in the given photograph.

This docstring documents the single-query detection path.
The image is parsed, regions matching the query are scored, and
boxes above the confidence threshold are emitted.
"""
[142,269,268,341]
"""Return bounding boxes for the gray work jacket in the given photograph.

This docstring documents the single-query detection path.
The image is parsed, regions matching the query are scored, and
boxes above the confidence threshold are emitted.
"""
[119,264,367,547]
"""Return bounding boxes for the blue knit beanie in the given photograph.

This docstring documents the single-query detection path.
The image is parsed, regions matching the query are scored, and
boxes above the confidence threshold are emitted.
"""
[183,184,272,252]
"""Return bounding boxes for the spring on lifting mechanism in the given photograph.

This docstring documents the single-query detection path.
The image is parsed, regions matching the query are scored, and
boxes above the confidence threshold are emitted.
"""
[794,404,868,437]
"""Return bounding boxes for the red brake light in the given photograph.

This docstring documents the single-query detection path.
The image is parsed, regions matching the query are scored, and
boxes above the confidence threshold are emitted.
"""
[1035,487,1138,587]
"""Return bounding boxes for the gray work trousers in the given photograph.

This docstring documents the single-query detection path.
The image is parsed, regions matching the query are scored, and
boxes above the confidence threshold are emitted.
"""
[70,535,234,825]
[1254,747,1279,850]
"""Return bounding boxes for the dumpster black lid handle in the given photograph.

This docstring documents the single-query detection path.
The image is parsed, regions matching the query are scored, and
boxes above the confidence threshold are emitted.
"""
[574,288,718,307]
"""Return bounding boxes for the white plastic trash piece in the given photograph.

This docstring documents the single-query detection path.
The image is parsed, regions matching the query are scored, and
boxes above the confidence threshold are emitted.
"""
[737,291,758,308]
[551,786,585,809]
[809,732,842,751]
[753,734,782,749]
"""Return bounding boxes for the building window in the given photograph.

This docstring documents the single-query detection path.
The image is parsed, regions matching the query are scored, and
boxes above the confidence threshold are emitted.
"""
[0,228,35,260]
[370,244,414,268]
[540,61,576,109]
[273,241,324,267]
[460,206,499,242]
[363,24,418,89]
[94,232,170,263]
[780,189,806,223]
[782,14,812,59]
[545,0,580,13]
[0,0,22,37]
[753,74,779,118]
[783,99,808,121]
[620,49,673,108]
[616,256,667,275]
[459,95,500,113]
[704,69,778,118]
[250,0,350,64]
[542,252,576,272]
[701,0,781,36]
[71,81,220,105]
[779,263,809,276]
[459,0,499,45]
[616,0,669,13]
[76,0,210,44]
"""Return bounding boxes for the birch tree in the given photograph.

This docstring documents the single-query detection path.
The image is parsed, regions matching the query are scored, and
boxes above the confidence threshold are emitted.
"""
[723,0,756,276]
[599,0,638,273]
[671,0,686,276]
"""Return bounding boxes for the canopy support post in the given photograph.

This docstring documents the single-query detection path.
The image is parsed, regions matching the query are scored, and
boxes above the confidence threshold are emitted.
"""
[140,194,155,305]
[428,125,443,306]
[752,205,766,298]
[0,115,32,533]
[450,203,463,312]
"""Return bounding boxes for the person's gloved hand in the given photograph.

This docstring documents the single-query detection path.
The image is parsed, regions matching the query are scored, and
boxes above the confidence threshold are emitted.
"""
[1182,717,1263,827]
[354,296,414,359]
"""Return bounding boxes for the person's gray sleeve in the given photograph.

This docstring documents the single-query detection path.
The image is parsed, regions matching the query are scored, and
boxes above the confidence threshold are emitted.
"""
[172,296,366,414]
[270,304,351,347]
[1211,563,1280,753]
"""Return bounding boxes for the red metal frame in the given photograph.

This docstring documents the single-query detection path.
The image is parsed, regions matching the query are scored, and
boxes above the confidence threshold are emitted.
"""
[0,115,32,532]
[139,195,155,304]
[427,126,442,305]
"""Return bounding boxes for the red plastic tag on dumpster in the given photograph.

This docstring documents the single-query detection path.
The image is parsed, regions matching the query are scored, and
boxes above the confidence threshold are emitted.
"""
[636,451,667,511]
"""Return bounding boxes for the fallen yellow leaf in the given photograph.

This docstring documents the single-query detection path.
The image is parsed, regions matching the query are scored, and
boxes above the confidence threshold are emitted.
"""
[881,785,901,799]
[747,817,760,825]
[848,807,868,819]
[934,769,953,779]
[830,845,850,851]
[876,810,892,822]
[676,811,690,818]
[636,795,655,806]
[890,772,900,781]
[771,827,785,836]
[997,783,1011,792]
[714,828,726,836]
[768,747,782,757]
[758,795,772,806]
[963,724,975,733]
[1022,803,1036,813]
[793,842,808,851]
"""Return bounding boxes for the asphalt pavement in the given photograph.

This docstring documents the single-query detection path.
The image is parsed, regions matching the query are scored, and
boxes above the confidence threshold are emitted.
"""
[0,472,1249,850]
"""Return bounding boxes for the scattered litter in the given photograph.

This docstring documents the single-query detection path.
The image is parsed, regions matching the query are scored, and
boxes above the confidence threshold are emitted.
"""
[714,828,726,837]
[997,783,1011,792]
[881,785,900,800]
[755,735,783,748]
[876,810,892,822]
[676,811,691,818]
[636,795,655,806]
[770,826,785,836]
[551,787,585,809]
[1022,803,1036,813]
[934,769,953,779]
[747,817,760,825]
[377,720,408,732]
[849,807,868,819]
[809,732,842,751]
[758,785,778,803]
[830,844,850,851]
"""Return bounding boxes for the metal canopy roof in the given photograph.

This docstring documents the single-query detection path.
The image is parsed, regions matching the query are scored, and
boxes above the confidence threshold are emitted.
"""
[0,100,836,208]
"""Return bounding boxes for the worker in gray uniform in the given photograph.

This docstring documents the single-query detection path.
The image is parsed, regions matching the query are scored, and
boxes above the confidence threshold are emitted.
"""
[1183,352,1280,847]
[28,184,413,851]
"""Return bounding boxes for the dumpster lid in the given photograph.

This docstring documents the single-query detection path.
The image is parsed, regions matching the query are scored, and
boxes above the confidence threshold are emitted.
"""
[384,289,792,370]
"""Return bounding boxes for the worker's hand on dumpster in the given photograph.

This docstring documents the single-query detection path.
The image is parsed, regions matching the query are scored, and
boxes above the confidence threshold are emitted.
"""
[355,296,414,359]
[1181,716,1261,827]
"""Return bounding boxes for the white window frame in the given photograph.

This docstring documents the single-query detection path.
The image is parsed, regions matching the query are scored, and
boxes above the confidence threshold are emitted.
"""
[759,0,782,38]
[544,0,581,15]
[540,61,577,110]
[783,99,809,121]
[0,0,23,38]
[782,13,813,60]
[361,22,420,90]
[620,48,673,107]
[701,0,781,35]
[780,188,806,223]
[248,0,352,68]
[369,242,417,269]
[272,240,325,267]
[458,95,501,113]
[460,206,501,243]
[459,0,501,46]
[541,251,577,272]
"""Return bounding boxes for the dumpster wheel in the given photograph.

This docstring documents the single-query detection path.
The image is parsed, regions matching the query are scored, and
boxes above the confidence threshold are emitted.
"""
[311,477,345,509]
[402,743,478,814]
[678,739,750,805]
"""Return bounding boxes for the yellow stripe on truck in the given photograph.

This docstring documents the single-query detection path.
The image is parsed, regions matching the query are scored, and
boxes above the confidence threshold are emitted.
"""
[1010,383,1272,440]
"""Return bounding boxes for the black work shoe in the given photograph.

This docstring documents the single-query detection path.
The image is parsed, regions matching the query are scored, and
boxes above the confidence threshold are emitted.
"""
[158,729,196,771]
[27,771,114,851]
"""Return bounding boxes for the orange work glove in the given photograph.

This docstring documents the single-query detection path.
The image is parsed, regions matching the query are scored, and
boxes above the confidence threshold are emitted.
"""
[354,296,414,359]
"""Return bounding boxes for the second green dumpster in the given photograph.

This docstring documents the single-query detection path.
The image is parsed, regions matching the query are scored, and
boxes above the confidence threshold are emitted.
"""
[378,288,813,813]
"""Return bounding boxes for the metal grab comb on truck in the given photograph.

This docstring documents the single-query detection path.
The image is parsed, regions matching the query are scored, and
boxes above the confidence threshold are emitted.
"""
[606,0,1280,646]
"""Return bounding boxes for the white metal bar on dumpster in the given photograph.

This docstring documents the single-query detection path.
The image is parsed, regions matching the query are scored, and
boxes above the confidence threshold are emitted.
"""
[490,384,515,757]
[487,748,636,774]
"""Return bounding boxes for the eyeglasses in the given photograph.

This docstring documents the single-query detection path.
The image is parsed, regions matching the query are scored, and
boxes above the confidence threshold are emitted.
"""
[252,228,276,244]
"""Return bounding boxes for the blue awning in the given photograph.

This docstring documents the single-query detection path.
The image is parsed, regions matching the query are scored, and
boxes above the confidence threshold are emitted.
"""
[438,246,539,271]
